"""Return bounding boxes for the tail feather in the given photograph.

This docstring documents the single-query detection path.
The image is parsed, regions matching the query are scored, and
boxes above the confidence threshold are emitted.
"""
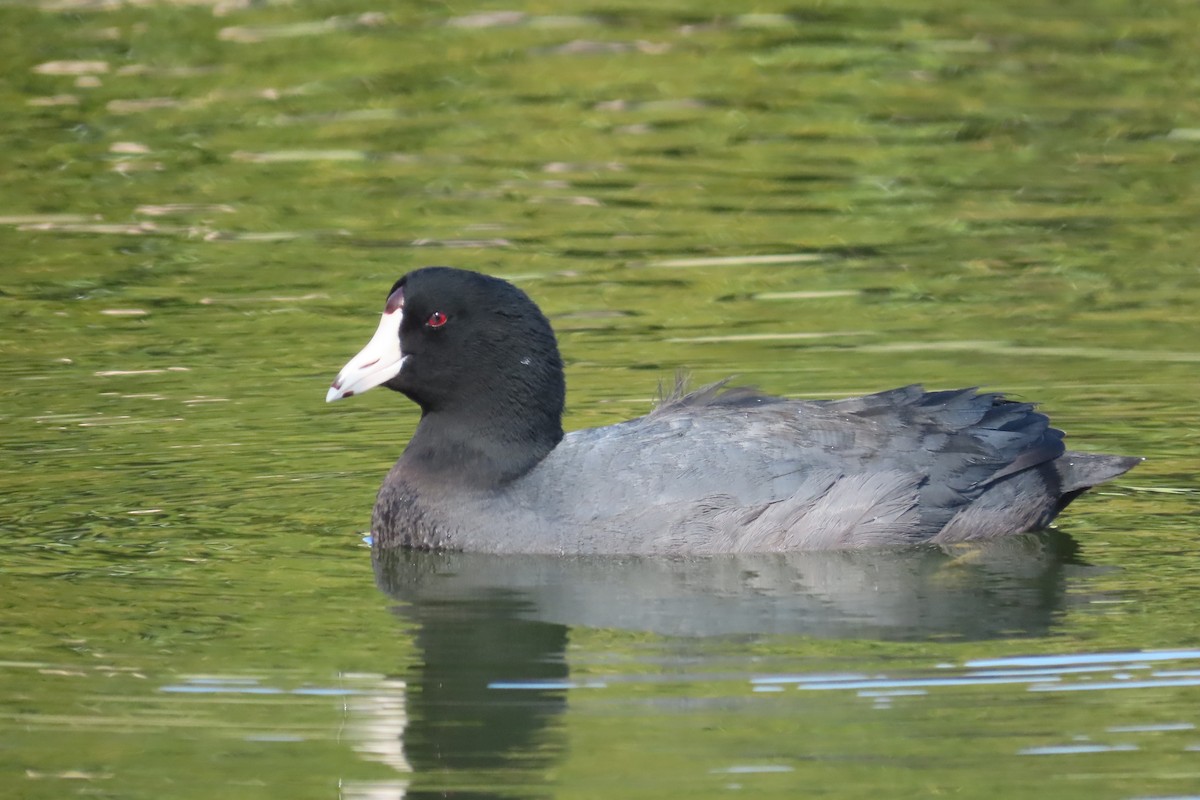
[933,450,1139,543]
[1056,452,1142,495]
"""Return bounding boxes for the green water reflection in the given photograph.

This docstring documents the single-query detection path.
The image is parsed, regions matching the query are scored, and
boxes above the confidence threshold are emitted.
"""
[1,1,1198,798]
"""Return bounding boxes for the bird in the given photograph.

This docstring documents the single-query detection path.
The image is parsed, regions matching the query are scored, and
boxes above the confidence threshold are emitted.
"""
[325,266,1139,554]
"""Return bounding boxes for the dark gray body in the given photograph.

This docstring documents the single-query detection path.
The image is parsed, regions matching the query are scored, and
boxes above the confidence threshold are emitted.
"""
[373,383,1138,554]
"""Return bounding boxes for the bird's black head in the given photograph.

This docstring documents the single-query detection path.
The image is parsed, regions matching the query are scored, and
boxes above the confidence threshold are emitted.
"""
[327,267,566,482]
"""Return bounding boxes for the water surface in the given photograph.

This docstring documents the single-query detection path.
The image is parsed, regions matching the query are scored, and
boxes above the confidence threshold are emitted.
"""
[1,1,1198,798]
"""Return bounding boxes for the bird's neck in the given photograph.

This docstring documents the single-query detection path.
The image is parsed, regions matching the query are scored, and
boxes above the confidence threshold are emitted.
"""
[400,405,562,489]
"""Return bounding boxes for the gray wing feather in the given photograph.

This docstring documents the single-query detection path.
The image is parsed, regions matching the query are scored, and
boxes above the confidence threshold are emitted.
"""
[504,383,1132,553]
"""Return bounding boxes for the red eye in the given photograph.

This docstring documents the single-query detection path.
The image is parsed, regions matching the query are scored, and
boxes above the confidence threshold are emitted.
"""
[426,311,448,329]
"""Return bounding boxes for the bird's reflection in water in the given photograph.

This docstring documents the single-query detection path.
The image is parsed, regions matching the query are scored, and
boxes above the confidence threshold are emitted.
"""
[366,533,1091,798]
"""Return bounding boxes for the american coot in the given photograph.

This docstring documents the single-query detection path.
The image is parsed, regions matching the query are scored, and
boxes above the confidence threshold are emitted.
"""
[326,267,1139,554]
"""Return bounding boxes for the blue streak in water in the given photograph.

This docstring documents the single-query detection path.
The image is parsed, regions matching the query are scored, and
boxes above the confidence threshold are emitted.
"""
[799,675,1059,691]
[967,650,1200,669]
[1031,677,1200,692]
[1019,743,1138,755]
